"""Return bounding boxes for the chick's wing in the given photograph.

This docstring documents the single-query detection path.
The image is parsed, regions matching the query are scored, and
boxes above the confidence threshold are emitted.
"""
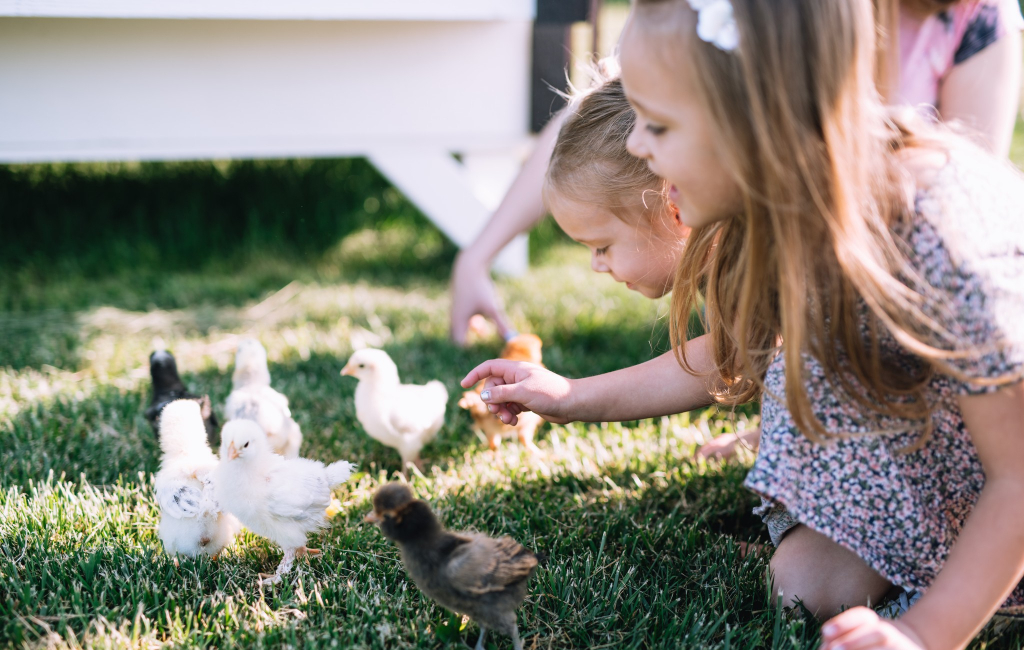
[156,481,202,519]
[389,383,446,436]
[444,534,539,595]
[265,462,330,522]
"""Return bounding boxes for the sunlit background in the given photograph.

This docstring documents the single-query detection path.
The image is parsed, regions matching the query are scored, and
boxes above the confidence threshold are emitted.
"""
[1,2,1023,648]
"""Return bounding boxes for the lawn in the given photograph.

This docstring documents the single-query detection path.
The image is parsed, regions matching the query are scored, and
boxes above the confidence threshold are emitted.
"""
[2,139,1024,648]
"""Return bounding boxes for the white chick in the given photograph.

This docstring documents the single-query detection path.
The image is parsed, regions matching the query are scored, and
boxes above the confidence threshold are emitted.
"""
[341,348,448,469]
[154,399,241,559]
[225,338,302,458]
[213,419,356,585]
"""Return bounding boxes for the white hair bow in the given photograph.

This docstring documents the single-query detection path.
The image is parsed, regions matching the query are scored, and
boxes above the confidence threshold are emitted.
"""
[687,0,739,52]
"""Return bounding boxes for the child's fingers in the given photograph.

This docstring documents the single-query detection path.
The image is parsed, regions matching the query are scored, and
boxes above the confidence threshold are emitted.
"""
[497,408,519,426]
[821,629,886,650]
[480,377,506,414]
[821,624,918,650]
[821,607,878,641]
[461,359,521,388]
[479,383,522,407]
[820,607,925,650]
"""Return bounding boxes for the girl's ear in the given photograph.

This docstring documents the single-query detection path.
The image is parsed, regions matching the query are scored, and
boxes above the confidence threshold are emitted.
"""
[665,200,681,224]
[669,204,691,237]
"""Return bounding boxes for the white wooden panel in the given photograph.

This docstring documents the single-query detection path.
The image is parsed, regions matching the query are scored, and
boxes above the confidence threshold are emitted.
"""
[0,0,535,21]
[369,147,527,275]
[0,15,534,272]
[0,18,531,161]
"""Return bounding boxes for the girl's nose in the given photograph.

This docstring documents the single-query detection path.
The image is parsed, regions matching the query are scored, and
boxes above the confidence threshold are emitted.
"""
[626,123,649,160]
[591,253,609,273]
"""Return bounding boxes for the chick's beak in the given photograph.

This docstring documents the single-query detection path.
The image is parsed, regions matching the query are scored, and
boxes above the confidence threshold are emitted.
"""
[363,510,382,524]
[226,442,239,460]
[341,364,355,377]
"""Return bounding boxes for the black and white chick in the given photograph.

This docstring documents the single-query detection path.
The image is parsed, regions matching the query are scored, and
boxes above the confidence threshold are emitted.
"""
[225,338,302,458]
[154,399,240,559]
[146,349,219,448]
[365,483,541,650]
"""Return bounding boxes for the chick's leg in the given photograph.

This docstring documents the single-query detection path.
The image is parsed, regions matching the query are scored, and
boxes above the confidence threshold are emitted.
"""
[518,427,540,455]
[510,625,522,650]
[473,627,486,650]
[259,548,297,585]
[295,546,321,559]
[400,450,425,473]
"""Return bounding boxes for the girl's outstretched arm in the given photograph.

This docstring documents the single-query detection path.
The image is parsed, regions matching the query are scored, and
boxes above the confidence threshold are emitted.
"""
[449,111,566,345]
[822,381,1024,650]
[460,334,720,425]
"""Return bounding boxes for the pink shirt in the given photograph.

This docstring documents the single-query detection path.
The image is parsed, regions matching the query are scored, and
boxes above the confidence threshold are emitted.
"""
[897,0,1024,108]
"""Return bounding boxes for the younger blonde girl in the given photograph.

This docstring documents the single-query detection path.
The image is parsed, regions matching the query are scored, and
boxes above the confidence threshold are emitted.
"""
[464,0,1024,647]
[544,67,688,300]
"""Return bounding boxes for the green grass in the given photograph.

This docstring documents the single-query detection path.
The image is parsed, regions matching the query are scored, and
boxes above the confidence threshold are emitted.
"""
[3,142,1024,648]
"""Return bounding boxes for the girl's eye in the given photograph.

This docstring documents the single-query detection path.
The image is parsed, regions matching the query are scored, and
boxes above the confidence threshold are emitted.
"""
[595,246,609,256]
[646,124,667,136]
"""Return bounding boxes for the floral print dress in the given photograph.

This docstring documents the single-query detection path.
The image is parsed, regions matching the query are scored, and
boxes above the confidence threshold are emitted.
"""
[744,139,1024,612]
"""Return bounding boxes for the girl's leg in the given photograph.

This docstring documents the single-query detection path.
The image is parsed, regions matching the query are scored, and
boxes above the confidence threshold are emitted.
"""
[770,525,892,619]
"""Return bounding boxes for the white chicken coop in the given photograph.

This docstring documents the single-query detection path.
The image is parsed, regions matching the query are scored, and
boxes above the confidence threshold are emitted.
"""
[0,0,567,274]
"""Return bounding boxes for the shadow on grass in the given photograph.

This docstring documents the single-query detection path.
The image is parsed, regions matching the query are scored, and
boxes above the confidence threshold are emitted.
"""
[0,292,725,486]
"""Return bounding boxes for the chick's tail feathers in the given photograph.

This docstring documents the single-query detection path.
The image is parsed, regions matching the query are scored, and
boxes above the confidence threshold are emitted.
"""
[426,380,449,403]
[325,460,357,487]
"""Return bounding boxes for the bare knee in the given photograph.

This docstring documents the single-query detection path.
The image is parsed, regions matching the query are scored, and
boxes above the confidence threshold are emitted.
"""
[768,525,891,619]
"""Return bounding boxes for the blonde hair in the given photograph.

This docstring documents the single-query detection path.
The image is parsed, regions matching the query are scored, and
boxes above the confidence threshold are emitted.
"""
[634,0,1002,448]
[545,65,671,221]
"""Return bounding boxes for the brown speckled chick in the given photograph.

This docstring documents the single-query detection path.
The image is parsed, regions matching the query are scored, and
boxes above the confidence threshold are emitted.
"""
[365,483,541,650]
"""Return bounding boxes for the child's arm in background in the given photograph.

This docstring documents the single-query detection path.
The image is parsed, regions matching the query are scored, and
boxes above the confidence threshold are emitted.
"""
[449,111,567,345]
[461,334,720,424]
[939,16,1022,158]
[822,381,1024,650]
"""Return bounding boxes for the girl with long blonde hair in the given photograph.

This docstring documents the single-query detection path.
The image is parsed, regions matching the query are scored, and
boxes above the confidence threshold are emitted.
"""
[463,0,1024,645]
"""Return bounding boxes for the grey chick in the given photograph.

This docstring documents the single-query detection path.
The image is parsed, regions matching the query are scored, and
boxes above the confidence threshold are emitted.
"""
[364,483,541,650]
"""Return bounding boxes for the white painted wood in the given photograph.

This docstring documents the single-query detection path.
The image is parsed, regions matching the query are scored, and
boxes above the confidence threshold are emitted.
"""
[0,14,534,273]
[0,18,531,160]
[0,0,535,21]
[369,147,491,249]
[494,234,530,277]
[461,148,530,212]
[369,147,527,276]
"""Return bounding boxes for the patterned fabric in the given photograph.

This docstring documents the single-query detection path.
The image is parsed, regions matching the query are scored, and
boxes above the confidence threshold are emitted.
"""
[953,4,1002,64]
[745,139,1024,610]
[897,0,1024,109]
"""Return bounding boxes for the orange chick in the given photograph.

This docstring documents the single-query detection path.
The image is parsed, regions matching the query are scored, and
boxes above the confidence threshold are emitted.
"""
[459,334,544,454]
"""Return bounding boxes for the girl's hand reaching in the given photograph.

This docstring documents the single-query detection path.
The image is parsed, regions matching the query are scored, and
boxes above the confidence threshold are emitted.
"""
[820,607,925,650]
[450,253,515,346]
[461,360,575,425]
